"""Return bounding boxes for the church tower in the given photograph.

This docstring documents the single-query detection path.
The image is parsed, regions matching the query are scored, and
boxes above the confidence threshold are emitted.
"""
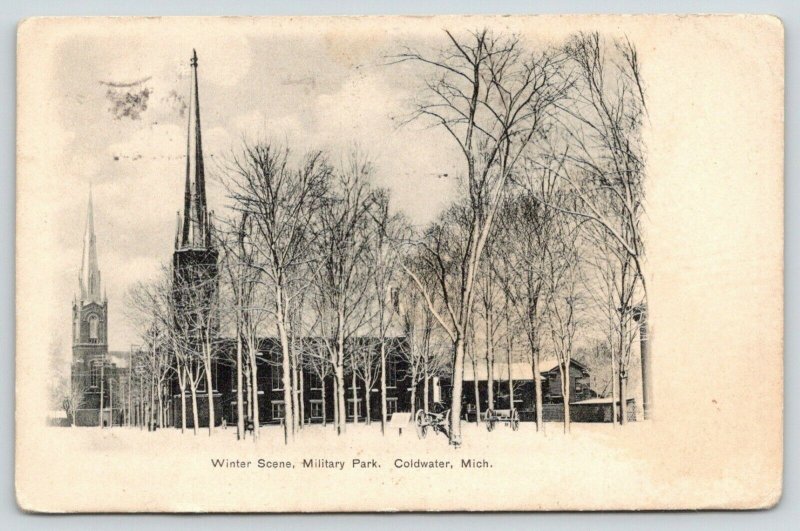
[71,188,110,425]
[72,188,108,353]
[173,49,218,306]
[172,50,220,427]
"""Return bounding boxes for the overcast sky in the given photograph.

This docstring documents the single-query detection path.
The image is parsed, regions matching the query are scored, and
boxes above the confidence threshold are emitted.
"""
[50,25,471,351]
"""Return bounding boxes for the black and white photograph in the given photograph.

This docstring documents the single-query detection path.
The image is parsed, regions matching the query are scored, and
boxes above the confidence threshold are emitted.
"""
[15,15,783,512]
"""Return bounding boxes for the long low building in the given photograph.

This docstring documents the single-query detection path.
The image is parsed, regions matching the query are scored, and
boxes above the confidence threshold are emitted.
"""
[456,360,636,423]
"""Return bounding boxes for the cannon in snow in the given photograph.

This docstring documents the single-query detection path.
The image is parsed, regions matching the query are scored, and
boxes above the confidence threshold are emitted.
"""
[484,408,520,432]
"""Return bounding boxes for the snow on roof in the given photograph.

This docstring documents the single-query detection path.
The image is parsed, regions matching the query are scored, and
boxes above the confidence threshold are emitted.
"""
[571,398,633,405]
[108,351,131,369]
[462,359,588,381]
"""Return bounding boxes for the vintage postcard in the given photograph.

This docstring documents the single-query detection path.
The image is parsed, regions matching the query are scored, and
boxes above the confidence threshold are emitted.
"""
[15,15,783,512]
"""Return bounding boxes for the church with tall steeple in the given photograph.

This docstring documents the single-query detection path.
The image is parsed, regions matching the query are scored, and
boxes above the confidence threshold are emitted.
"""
[171,50,221,427]
[73,188,108,354]
[71,189,122,426]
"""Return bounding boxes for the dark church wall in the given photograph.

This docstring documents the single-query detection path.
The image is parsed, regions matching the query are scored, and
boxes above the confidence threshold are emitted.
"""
[170,393,225,429]
[168,338,415,428]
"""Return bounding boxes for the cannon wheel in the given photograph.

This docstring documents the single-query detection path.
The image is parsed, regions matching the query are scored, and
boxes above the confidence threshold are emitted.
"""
[415,409,428,439]
[510,408,520,431]
[485,408,495,432]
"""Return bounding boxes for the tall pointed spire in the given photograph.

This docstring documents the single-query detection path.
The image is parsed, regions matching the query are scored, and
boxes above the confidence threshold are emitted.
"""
[180,49,209,250]
[79,187,102,304]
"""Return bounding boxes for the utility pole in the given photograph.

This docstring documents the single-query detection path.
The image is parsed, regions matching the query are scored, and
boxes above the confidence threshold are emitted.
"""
[99,358,105,428]
[109,378,114,428]
[128,345,136,427]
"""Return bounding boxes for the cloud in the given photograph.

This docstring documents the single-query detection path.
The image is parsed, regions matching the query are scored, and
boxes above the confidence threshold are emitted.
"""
[108,122,184,161]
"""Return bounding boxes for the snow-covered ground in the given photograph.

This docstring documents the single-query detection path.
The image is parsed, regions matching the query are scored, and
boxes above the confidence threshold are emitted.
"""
[51,419,647,453]
[21,417,776,512]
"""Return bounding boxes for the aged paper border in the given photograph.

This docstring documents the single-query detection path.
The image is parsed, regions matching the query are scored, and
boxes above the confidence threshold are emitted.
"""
[15,14,784,512]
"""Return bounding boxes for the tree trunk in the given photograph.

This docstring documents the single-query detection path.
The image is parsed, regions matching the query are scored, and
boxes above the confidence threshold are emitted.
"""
[321,378,327,427]
[249,348,260,437]
[298,364,305,429]
[486,310,494,411]
[619,370,628,426]
[532,347,543,432]
[290,339,300,432]
[449,337,465,447]
[109,380,114,428]
[139,381,144,430]
[335,344,346,435]
[149,380,156,431]
[410,378,417,415]
[561,363,571,434]
[506,326,513,410]
[364,377,372,425]
[351,369,358,423]
[99,362,105,428]
[277,320,294,445]
[380,341,387,435]
[470,345,481,425]
[422,372,428,413]
[157,384,163,429]
[333,372,339,430]
[610,346,617,425]
[638,306,652,420]
[204,356,215,436]
[236,330,244,440]
[180,382,187,434]
[189,382,199,436]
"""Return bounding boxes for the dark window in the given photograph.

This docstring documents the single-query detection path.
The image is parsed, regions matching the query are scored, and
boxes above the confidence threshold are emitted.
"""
[256,374,269,394]
[90,364,99,387]
[271,401,285,420]
[310,400,323,419]
[347,399,360,419]
[309,371,322,390]
[386,359,397,388]
[387,398,398,417]
[271,365,283,391]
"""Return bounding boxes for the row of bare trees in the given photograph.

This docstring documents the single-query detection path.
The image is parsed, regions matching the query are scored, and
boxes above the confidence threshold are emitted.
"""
[125,145,455,442]
[121,28,648,445]
[396,29,648,443]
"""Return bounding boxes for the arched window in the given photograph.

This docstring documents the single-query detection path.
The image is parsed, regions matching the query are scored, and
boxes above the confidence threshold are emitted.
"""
[88,315,99,341]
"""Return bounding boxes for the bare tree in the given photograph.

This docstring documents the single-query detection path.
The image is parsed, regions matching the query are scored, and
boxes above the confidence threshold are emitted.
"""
[581,222,640,424]
[542,211,584,434]
[366,190,404,433]
[399,277,451,414]
[394,29,569,445]
[494,168,563,432]
[545,32,650,417]
[476,240,502,413]
[225,142,329,444]
[303,339,334,427]
[216,211,273,439]
[61,375,88,427]
[127,266,210,435]
[310,152,376,435]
